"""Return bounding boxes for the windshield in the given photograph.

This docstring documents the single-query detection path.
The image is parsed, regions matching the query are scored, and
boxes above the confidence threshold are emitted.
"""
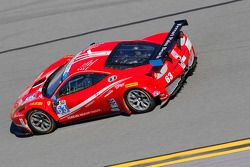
[105,42,160,69]
[43,65,67,98]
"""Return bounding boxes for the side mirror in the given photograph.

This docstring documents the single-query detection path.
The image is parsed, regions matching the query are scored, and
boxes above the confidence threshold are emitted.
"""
[52,96,59,105]
[149,59,163,67]
[51,95,58,103]
[52,95,57,102]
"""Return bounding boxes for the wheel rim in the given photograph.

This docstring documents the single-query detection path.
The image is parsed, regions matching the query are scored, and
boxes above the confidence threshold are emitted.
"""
[127,90,151,111]
[30,111,52,132]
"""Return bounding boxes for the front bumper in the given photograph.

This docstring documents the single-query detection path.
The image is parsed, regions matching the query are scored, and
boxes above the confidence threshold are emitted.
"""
[11,110,32,134]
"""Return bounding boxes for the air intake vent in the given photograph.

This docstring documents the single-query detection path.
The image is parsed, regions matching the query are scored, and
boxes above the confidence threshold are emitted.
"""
[33,77,46,87]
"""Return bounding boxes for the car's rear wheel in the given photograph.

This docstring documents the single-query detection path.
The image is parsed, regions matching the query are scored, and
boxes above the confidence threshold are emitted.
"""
[125,89,156,114]
[27,110,56,135]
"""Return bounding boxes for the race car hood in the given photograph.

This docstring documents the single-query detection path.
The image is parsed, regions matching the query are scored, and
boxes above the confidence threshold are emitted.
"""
[19,86,44,105]
[12,84,44,113]
[14,55,73,107]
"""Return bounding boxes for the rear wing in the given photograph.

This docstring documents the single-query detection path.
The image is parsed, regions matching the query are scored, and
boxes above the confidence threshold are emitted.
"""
[150,20,188,66]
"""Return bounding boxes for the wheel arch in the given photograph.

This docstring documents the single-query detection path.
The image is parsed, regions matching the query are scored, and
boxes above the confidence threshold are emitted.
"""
[122,84,161,106]
[25,107,57,134]
[123,86,155,99]
[25,107,59,122]
[123,87,157,114]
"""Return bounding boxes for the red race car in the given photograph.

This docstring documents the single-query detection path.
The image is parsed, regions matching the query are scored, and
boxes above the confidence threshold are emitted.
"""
[11,20,197,135]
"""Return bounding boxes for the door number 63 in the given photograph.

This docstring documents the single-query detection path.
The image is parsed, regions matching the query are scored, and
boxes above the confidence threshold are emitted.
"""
[165,72,173,83]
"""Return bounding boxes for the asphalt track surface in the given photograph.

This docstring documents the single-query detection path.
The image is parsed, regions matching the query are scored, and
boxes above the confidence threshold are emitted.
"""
[174,150,250,167]
[1,0,250,166]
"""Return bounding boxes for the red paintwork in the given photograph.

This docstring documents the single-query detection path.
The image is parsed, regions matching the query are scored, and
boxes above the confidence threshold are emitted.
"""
[10,32,196,134]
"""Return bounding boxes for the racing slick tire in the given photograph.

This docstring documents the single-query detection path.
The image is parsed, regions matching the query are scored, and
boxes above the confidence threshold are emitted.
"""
[27,109,56,135]
[187,56,197,76]
[125,89,156,114]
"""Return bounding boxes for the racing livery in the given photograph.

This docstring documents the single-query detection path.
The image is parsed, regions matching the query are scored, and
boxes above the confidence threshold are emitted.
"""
[11,20,197,135]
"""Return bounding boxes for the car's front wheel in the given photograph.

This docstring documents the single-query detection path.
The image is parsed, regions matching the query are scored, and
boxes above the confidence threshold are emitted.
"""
[27,109,56,135]
[125,89,156,114]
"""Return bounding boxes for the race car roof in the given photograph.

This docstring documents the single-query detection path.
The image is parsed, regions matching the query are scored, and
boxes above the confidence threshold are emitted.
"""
[105,42,161,69]
[61,32,169,80]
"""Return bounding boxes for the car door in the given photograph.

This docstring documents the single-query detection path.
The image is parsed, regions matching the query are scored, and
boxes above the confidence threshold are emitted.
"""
[53,73,107,123]
[95,74,122,114]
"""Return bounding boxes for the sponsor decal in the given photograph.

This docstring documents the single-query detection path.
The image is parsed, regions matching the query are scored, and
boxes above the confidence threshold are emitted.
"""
[155,64,168,79]
[77,59,98,71]
[171,49,181,59]
[156,23,182,59]
[108,75,117,82]
[168,23,182,42]
[74,54,109,65]
[19,118,29,129]
[104,90,113,98]
[61,49,108,81]
[108,98,118,108]
[30,102,43,106]
[47,101,51,106]
[165,72,173,84]
[125,82,138,88]
[108,98,120,112]
[179,56,186,69]
[24,93,36,103]
[56,100,70,117]
[115,83,125,89]
[67,109,101,119]
[181,55,186,63]
[153,90,160,97]
[75,50,111,62]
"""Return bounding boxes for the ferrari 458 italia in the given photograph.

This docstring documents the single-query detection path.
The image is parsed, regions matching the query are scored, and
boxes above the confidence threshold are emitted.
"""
[11,20,197,135]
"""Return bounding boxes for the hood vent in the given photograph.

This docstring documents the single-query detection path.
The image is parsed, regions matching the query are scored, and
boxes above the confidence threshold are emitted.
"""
[32,77,46,87]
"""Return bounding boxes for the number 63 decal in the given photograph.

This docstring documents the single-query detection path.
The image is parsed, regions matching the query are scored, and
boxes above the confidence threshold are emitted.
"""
[165,72,173,83]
